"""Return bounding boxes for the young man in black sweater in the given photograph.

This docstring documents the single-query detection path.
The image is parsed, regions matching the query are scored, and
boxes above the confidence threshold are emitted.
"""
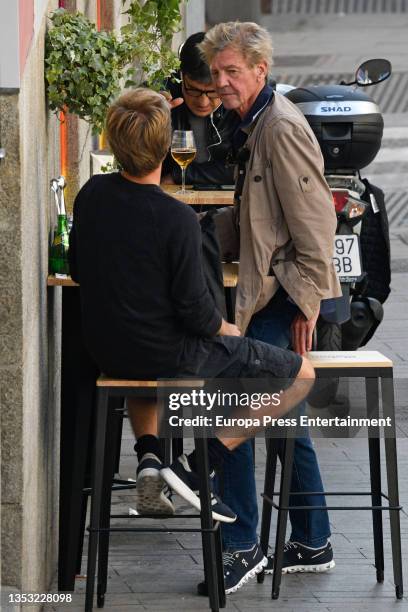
[69,89,314,565]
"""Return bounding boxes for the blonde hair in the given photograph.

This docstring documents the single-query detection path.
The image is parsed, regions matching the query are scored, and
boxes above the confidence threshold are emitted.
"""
[106,88,171,177]
[199,22,273,77]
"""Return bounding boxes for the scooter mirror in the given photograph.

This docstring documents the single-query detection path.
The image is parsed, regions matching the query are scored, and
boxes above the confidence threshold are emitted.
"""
[355,59,392,86]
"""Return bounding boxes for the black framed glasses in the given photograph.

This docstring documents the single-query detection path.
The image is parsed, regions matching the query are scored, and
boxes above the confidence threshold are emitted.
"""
[182,84,219,99]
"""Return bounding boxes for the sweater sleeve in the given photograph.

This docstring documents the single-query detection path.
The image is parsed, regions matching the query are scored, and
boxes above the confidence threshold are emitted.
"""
[167,206,223,337]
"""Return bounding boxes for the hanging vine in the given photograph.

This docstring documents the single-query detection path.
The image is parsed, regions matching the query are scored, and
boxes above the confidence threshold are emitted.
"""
[45,1,185,134]
[122,0,184,89]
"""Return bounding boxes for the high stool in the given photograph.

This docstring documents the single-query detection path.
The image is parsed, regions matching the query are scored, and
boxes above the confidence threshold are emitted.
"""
[77,403,184,576]
[85,376,225,612]
[257,351,403,600]
[76,398,131,576]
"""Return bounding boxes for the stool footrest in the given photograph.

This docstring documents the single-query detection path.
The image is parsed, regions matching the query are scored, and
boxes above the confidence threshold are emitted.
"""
[87,523,220,534]
[110,512,211,519]
[270,502,401,511]
[83,483,136,494]
[112,478,136,485]
[263,490,391,497]
[262,493,402,511]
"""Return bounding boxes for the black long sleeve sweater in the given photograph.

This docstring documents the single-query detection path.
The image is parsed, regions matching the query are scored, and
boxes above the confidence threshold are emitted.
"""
[69,173,222,378]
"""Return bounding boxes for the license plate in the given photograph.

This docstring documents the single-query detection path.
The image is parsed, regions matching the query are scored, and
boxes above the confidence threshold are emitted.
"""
[333,235,362,282]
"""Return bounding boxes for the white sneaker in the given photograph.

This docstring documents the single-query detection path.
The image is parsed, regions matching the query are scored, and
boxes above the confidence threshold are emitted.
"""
[136,453,175,515]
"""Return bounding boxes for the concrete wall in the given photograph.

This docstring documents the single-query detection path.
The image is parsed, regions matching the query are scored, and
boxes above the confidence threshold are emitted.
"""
[206,0,259,25]
[0,0,61,602]
[19,3,61,592]
[185,0,205,37]
[0,1,20,89]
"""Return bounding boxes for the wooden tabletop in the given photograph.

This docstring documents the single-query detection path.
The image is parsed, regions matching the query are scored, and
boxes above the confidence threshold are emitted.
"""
[161,185,234,206]
[47,275,79,287]
[97,376,205,387]
[48,263,239,289]
[308,351,393,368]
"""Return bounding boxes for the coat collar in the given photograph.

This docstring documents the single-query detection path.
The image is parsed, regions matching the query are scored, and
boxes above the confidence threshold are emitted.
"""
[232,84,274,149]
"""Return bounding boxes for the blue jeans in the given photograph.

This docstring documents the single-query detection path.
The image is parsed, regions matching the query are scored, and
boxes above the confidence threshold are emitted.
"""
[221,289,331,549]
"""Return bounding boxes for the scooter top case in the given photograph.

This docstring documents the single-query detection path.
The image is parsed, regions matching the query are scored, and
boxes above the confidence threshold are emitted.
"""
[286,85,383,170]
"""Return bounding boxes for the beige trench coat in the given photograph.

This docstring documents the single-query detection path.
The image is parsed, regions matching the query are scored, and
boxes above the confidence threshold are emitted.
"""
[215,92,342,334]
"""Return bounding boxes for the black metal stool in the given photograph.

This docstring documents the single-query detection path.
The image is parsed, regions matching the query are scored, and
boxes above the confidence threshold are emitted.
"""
[77,403,184,576]
[257,351,403,601]
[85,376,225,612]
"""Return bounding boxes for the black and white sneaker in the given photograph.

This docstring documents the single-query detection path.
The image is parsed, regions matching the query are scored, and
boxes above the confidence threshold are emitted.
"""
[223,544,268,594]
[160,454,237,523]
[197,544,267,596]
[136,453,175,515]
[264,540,335,574]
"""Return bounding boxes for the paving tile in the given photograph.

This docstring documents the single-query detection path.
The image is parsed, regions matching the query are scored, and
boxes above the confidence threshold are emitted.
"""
[233,602,323,612]
[315,594,407,604]
[327,606,408,611]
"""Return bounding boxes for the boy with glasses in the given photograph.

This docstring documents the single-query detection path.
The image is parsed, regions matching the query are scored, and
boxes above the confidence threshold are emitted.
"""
[161,31,238,187]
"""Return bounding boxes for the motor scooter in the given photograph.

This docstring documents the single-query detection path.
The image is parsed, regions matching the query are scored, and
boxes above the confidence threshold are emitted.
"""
[283,59,392,410]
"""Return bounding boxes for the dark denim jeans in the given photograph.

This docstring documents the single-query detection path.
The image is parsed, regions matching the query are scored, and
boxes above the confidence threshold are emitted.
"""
[221,289,331,549]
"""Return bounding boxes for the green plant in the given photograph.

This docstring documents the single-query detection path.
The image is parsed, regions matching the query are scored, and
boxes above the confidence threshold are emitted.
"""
[45,3,185,135]
[122,0,184,88]
[45,9,135,134]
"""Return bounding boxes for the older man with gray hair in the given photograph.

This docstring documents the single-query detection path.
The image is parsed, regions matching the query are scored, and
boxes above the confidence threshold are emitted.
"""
[196,21,341,594]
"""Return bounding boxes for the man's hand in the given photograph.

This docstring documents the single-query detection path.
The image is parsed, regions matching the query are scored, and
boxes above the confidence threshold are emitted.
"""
[291,309,319,355]
[217,319,241,337]
[159,90,184,110]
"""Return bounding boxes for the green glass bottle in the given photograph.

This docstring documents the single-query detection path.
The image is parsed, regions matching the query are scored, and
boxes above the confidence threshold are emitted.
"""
[50,214,70,275]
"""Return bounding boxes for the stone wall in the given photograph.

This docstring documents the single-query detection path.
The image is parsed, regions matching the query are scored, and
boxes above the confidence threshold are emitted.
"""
[0,0,61,601]
[0,92,24,591]
[0,88,23,584]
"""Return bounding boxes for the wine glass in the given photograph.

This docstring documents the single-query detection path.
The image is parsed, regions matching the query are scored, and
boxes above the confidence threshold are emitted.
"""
[171,130,197,195]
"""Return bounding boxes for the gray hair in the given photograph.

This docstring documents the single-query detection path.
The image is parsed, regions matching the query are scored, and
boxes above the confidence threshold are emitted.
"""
[199,22,274,77]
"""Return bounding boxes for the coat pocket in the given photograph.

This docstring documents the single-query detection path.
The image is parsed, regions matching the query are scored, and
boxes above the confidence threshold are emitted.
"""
[245,164,276,221]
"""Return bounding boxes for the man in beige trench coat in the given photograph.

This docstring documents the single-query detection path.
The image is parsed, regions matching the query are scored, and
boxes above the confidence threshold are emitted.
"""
[196,21,342,595]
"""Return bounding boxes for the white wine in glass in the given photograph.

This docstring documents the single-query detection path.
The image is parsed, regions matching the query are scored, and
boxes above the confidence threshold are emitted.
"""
[171,130,197,194]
